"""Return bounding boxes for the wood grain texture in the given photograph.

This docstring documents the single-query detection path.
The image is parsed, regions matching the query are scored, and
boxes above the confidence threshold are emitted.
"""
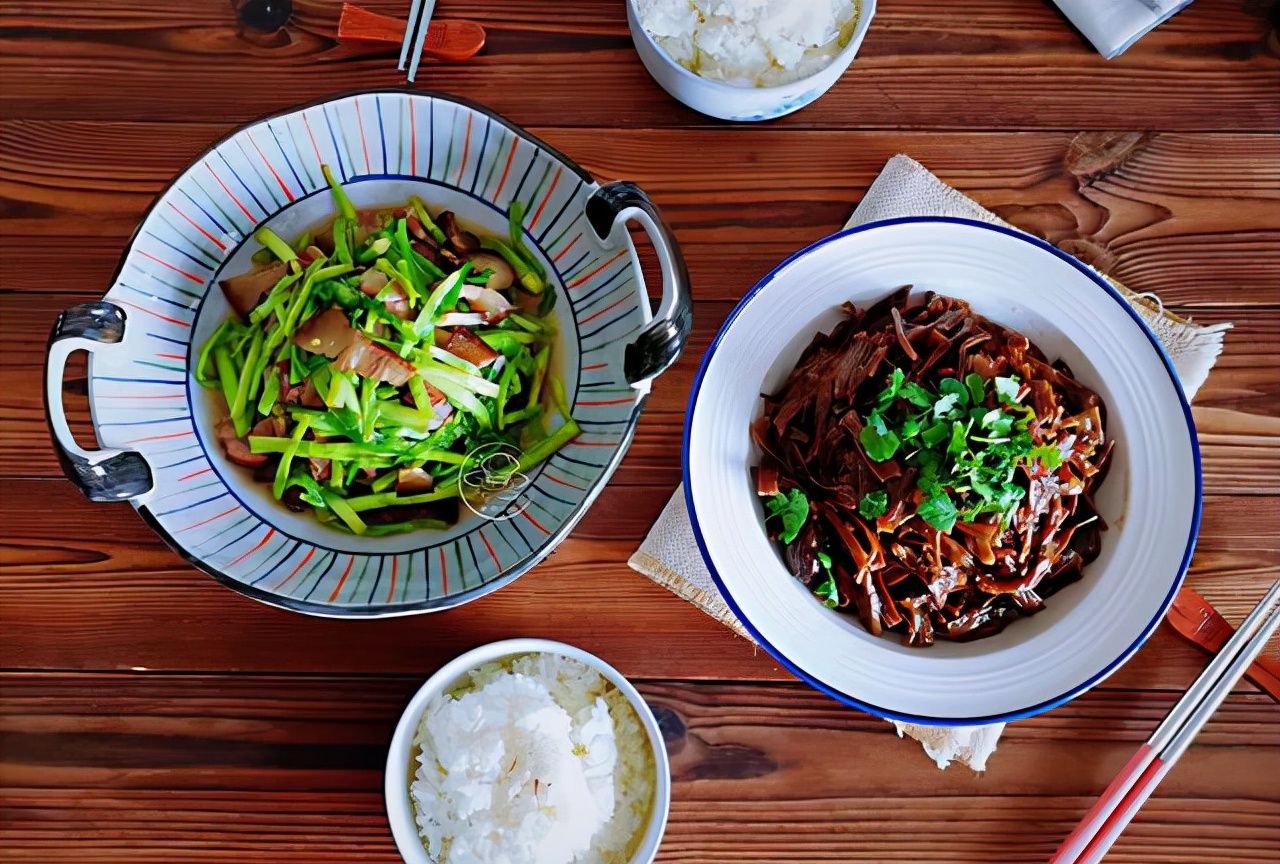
[1,674,1277,863]
[3,1,1279,861]
[0,1,1278,129]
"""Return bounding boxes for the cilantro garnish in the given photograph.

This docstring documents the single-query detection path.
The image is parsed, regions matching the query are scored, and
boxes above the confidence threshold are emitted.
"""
[765,488,810,544]
[814,550,839,608]
[857,369,1056,532]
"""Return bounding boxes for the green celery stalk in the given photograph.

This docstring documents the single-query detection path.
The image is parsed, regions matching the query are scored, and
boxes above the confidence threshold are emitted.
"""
[527,345,551,409]
[229,327,265,435]
[256,367,281,417]
[507,313,544,334]
[272,415,313,500]
[549,375,573,420]
[254,226,298,266]
[248,269,302,325]
[417,360,500,399]
[356,235,391,263]
[418,372,490,429]
[376,400,435,432]
[413,265,470,334]
[319,487,367,534]
[344,485,460,513]
[359,377,378,442]
[332,217,352,267]
[214,347,239,416]
[370,469,399,493]
[409,196,448,245]
[507,200,546,279]
[321,163,357,222]
[496,359,517,430]
[480,236,544,294]
[363,518,449,536]
[292,230,313,254]
[502,404,543,427]
[515,417,580,474]
[196,320,234,385]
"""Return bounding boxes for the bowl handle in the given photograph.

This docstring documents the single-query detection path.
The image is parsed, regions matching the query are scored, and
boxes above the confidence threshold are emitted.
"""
[586,181,692,386]
[45,301,155,502]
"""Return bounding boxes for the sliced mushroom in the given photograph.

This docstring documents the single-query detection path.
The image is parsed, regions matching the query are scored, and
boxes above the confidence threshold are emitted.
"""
[443,326,499,368]
[438,211,480,254]
[466,252,515,292]
[459,282,514,323]
[220,260,287,319]
[308,457,332,483]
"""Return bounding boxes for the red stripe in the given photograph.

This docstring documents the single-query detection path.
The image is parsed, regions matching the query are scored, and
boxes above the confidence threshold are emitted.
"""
[478,528,501,571]
[328,556,356,603]
[439,546,448,595]
[409,99,418,175]
[455,113,473,183]
[570,439,616,447]
[522,510,549,535]
[580,294,629,325]
[127,430,193,445]
[155,353,185,360]
[529,167,561,230]
[167,202,227,250]
[177,467,212,482]
[576,396,633,407]
[249,133,295,201]
[274,547,316,592]
[178,505,239,533]
[205,162,256,221]
[137,249,204,285]
[303,113,324,167]
[228,528,275,569]
[568,249,628,288]
[385,555,398,603]
[115,299,191,328]
[581,362,607,371]
[552,234,581,263]
[544,472,585,491]
[355,98,371,174]
[492,137,519,199]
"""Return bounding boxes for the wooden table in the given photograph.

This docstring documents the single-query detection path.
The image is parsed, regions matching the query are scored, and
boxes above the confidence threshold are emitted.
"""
[2,1,1278,861]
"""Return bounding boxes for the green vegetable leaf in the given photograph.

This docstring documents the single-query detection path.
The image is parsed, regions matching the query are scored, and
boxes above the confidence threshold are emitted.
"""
[859,490,889,519]
[947,420,968,455]
[814,571,840,609]
[938,377,969,406]
[859,412,901,462]
[877,368,906,407]
[900,382,933,408]
[965,373,986,404]
[918,493,959,533]
[1028,443,1064,470]
[932,392,961,418]
[765,489,810,544]
[921,422,950,447]
[900,416,922,439]
[816,551,832,569]
[981,409,1015,437]
[994,376,1021,403]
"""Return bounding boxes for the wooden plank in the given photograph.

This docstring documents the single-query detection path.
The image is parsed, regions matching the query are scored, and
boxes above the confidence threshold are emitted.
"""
[0,1,1277,130]
[1,673,1277,862]
[0,476,1274,683]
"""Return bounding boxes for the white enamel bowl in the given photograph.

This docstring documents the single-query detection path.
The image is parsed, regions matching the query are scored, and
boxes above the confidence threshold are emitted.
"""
[685,217,1201,725]
[385,639,672,864]
[626,0,877,122]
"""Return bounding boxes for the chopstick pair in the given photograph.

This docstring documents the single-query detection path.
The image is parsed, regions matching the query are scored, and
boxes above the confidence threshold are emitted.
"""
[397,0,436,83]
[1049,577,1280,864]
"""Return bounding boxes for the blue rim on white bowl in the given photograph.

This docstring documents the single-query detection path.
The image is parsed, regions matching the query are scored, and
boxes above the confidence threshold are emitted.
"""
[684,216,1201,726]
[384,639,672,864]
[44,90,691,618]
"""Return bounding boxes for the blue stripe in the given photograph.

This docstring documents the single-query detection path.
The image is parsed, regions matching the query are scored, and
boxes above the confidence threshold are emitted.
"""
[94,375,185,385]
[301,551,341,601]
[530,484,575,508]
[153,217,221,266]
[217,150,269,215]
[144,231,215,271]
[234,138,284,210]
[376,95,388,174]
[577,417,631,426]
[179,187,229,235]
[560,251,592,282]
[196,517,256,556]
[322,104,347,180]
[535,185,579,245]
[579,381,626,390]
[580,307,635,342]
[577,280,634,317]
[366,556,386,605]
[153,490,230,518]
[268,121,306,192]
[574,271,632,309]
[427,98,435,178]
[505,517,534,554]
[134,269,203,301]
[508,146,540,205]
[124,284,197,312]
[191,175,248,235]
[240,536,293,583]
[251,540,303,586]
[469,116,492,194]
[157,454,205,470]
[98,415,191,427]
[153,478,222,501]
[553,452,605,470]
[148,331,190,347]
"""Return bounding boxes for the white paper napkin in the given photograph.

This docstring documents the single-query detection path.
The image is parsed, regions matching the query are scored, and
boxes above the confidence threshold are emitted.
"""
[629,154,1229,771]
[1053,0,1195,59]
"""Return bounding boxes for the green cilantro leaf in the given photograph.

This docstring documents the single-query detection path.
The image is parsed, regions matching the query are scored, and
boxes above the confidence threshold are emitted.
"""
[947,420,968,455]
[877,367,906,407]
[921,421,950,447]
[994,376,1021,403]
[765,488,810,544]
[900,417,922,439]
[965,373,986,404]
[900,382,933,408]
[918,492,959,532]
[938,377,969,406]
[816,550,832,569]
[932,392,961,418]
[860,412,901,462]
[859,490,889,519]
[814,572,839,608]
[1028,443,1064,470]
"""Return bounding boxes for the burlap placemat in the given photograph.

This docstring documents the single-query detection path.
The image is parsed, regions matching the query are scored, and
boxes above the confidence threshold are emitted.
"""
[629,154,1230,770]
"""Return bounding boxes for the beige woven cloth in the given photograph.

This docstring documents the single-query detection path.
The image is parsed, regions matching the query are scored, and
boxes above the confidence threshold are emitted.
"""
[630,154,1230,771]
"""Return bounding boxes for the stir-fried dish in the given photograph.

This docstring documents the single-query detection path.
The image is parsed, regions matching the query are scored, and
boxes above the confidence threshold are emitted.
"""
[752,287,1114,646]
[197,165,579,536]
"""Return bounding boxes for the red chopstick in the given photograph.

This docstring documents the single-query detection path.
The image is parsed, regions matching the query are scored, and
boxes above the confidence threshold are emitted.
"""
[1049,577,1280,864]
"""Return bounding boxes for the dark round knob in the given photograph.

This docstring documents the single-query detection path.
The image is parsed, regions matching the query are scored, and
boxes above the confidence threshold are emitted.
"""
[238,0,293,33]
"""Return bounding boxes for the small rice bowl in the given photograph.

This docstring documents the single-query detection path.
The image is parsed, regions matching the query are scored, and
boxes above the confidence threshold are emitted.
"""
[410,652,657,864]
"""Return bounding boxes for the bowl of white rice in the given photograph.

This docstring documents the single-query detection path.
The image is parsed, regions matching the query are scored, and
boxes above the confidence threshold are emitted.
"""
[385,639,671,864]
[628,0,876,121]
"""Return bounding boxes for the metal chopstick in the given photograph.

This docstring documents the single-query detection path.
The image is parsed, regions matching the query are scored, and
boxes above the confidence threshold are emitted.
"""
[398,0,425,70]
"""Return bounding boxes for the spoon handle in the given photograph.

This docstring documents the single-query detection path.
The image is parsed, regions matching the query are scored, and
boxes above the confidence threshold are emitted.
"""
[338,3,485,62]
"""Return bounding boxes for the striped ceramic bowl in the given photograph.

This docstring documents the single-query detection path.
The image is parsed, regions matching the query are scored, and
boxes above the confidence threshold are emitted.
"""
[44,90,690,617]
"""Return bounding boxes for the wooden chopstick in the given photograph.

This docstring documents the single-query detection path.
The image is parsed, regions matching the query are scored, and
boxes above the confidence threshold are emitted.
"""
[1049,576,1280,864]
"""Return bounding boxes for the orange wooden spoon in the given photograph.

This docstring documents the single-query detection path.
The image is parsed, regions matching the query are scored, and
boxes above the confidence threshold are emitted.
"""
[338,2,485,62]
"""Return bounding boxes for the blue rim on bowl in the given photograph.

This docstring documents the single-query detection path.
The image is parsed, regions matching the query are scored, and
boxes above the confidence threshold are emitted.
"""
[44,89,691,618]
[683,216,1202,725]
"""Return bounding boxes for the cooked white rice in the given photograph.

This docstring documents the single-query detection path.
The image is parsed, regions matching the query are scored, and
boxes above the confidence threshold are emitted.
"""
[410,653,656,864]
